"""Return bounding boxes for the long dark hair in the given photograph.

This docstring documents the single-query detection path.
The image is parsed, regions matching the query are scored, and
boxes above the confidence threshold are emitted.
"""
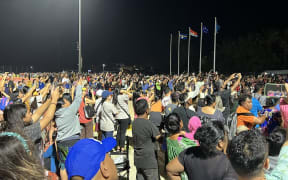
[0,132,45,180]
[3,104,27,132]
[112,88,120,106]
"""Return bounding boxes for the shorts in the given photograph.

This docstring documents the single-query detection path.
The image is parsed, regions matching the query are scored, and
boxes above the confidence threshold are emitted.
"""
[57,138,79,170]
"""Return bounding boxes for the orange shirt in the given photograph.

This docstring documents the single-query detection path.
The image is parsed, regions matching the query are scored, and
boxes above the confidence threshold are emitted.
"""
[236,106,255,129]
[151,100,163,112]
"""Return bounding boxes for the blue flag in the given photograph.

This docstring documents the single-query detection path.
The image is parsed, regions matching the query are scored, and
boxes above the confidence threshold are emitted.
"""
[203,26,209,34]
[180,33,188,40]
[216,24,220,33]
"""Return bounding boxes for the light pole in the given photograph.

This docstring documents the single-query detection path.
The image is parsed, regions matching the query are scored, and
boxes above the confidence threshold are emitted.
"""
[78,0,82,73]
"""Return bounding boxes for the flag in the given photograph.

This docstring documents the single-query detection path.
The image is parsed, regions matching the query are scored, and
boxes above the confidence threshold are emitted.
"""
[189,29,198,37]
[216,24,220,33]
[203,25,209,34]
[180,33,188,40]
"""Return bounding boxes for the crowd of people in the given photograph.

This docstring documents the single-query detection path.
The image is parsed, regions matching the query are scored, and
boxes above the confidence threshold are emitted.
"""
[0,70,288,180]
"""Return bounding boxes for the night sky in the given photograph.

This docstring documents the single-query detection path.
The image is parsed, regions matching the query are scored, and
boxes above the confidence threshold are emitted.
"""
[0,0,287,73]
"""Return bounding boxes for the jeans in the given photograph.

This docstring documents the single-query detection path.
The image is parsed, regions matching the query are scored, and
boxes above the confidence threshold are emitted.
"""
[101,131,114,140]
[136,168,159,180]
[116,118,130,148]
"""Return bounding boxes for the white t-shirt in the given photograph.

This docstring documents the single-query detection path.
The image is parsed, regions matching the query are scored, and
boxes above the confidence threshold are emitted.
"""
[115,94,129,120]
[100,101,118,132]
[162,95,172,108]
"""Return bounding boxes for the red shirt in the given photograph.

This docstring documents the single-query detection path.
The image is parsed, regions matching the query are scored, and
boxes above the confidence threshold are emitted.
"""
[79,98,92,123]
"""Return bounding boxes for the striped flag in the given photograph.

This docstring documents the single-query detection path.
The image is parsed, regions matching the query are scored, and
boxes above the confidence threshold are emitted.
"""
[189,29,198,37]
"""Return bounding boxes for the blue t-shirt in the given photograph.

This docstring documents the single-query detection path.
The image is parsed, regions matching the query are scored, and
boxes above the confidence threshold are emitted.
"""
[251,97,263,128]
[250,97,263,117]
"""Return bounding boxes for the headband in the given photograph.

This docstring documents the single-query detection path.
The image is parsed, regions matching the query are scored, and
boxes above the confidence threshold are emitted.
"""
[0,132,30,153]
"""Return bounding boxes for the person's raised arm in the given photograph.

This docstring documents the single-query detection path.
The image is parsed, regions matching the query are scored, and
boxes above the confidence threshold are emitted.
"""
[126,81,133,92]
[21,84,37,103]
[0,87,10,98]
[39,87,60,130]
[68,78,83,114]
[166,157,184,180]
[0,73,8,90]
[71,85,75,101]
[40,83,51,100]
[230,73,242,92]
[85,89,96,105]
[221,73,235,90]
[31,97,52,123]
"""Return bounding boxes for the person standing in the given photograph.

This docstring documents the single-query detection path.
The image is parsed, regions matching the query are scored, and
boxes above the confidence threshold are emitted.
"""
[132,99,161,180]
[100,90,118,140]
[112,88,132,152]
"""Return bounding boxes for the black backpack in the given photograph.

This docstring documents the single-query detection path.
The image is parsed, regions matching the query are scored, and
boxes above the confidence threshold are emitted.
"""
[84,98,96,119]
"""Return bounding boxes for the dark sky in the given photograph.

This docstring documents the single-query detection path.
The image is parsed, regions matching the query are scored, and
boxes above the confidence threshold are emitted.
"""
[0,0,287,73]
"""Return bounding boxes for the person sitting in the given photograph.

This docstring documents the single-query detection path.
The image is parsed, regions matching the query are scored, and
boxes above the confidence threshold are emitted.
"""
[196,94,225,123]
[236,94,266,133]
[65,137,118,180]
[166,121,237,180]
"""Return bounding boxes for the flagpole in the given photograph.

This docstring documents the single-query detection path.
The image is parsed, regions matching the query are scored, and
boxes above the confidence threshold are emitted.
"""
[170,33,172,75]
[199,23,203,73]
[178,31,180,75]
[188,27,191,74]
[213,17,217,72]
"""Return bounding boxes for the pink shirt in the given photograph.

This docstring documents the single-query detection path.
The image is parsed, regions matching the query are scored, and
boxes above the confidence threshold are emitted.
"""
[280,98,288,128]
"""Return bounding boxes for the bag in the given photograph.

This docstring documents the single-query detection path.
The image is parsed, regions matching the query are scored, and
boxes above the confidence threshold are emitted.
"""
[225,112,237,140]
[225,112,254,140]
[84,98,96,119]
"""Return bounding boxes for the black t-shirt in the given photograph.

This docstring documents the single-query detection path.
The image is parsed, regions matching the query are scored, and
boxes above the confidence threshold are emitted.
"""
[172,107,196,132]
[178,146,237,180]
[132,118,160,169]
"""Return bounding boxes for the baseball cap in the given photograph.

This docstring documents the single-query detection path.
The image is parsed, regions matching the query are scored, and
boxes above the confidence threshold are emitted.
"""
[102,90,113,99]
[65,137,116,180]
[96,89,103,97]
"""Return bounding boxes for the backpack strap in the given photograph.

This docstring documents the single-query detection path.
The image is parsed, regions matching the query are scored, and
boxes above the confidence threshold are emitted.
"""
[237,112,254,116]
